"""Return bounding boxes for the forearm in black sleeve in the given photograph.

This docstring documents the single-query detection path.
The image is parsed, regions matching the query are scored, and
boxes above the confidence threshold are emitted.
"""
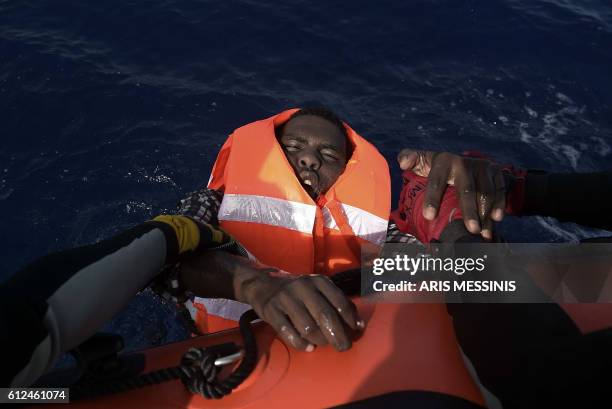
[0,221,180,387]
[439,220,612,408]
[522,171,612,230]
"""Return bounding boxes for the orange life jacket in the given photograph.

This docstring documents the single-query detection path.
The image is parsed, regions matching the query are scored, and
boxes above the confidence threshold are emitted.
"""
[189,109,391,333]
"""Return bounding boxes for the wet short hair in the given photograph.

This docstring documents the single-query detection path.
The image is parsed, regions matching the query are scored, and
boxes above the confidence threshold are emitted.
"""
[276,107,353,160]
[287,107,349,140]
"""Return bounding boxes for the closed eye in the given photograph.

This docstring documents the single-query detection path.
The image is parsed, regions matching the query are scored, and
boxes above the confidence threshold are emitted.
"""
[284,144,300,152]
[321,150,339,161]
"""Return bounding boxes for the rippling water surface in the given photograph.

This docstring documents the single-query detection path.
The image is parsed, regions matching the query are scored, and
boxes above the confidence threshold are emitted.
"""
[1,0,611,349]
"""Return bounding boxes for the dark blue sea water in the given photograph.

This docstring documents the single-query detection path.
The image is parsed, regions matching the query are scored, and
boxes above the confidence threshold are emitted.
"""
[1,0,611,351]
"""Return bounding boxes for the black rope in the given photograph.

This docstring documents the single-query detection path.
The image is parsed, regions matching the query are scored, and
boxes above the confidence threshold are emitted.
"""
[71,309,259,400]
[330,268,361,296]
[69,269,361,401]
[180,309,258,399]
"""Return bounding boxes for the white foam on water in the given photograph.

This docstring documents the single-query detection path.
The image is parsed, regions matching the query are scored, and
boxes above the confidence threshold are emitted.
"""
[145,173,177,187]
[519,94,592,170]
[518,122,533,143]
[556,92,573,104]
[0,187,14,200]
[524,106,538,118]
[126,166,179,188]
[125,201,153,214]
[560,144,581,169]
[535,216,580,243]
[590,136,611,156]
[537,216,612,242]
[542,109,570,136]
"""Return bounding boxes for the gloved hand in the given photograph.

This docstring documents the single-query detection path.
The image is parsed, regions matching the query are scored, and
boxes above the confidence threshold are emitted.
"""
[151,215,232,256]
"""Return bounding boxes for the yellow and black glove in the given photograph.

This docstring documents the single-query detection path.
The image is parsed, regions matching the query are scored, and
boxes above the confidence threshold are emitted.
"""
[153,215,228,252]
[148,215,232,263]
[147,215,240,306]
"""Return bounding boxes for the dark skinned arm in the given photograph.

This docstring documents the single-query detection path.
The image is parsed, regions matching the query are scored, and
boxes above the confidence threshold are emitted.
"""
[179,251,364,352]
[398,149,612,236]
[397,149,506,240]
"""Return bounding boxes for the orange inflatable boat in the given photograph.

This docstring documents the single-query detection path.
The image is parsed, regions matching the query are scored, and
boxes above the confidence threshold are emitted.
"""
[35,299,487,409]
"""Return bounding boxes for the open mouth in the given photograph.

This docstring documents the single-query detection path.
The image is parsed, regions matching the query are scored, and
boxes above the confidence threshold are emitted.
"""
[299,170,319,195]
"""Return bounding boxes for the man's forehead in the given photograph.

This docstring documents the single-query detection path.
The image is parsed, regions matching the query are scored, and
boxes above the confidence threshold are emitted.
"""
[282,116,346,147]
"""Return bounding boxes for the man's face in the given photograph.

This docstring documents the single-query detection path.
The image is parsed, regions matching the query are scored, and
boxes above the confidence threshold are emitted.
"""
[278,115,348,199]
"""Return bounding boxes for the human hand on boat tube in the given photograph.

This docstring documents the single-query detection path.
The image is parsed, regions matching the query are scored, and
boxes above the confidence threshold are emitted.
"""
[236,267,365,352]
[396,149,506,240]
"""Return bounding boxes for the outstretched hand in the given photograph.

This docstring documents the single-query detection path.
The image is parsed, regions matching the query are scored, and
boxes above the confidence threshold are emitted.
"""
[397,149,507,240]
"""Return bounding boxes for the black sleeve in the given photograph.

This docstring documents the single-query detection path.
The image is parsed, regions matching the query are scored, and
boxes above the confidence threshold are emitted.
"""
[440,220,612,408]
[522,171,612,230]
[0,222,178,387]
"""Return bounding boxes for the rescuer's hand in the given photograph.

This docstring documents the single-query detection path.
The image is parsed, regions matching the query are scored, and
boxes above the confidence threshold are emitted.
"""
[235,266,365,352]
[396,149,507,240]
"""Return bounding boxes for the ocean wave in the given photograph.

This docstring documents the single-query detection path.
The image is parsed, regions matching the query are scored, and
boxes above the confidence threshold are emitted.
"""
[2,0,611,350]
[517,90,607,170]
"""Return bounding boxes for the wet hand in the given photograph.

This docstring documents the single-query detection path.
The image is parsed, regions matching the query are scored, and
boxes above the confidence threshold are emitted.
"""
[236,269,364,352]
[397,149,506,240]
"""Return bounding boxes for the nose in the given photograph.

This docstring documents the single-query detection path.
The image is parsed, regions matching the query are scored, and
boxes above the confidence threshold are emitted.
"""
[298,150,321,170]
